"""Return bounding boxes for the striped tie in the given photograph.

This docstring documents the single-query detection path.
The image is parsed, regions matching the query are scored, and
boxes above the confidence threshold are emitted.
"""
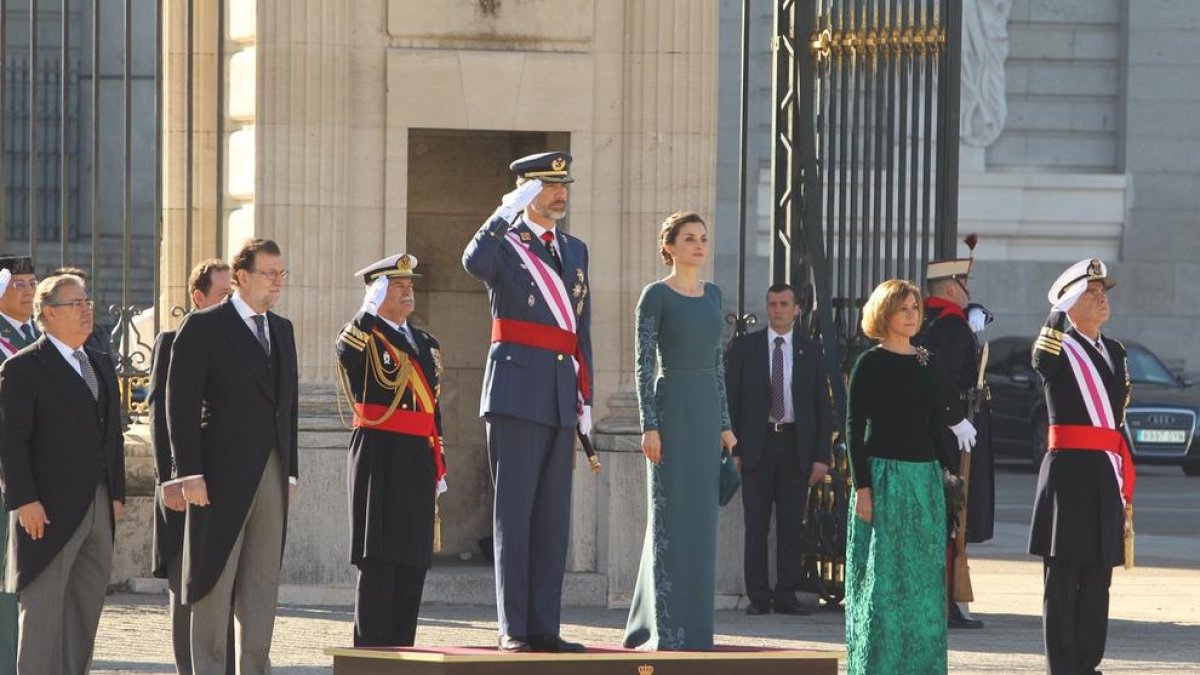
[73,350,99,400]
[770,336,786,422]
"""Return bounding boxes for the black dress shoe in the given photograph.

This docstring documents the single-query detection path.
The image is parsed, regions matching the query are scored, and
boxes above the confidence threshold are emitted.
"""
[530,635,586,653]
[947,605,984,629]
[745,602,771,615]
[773,598,813,616]
[498,635,532,652]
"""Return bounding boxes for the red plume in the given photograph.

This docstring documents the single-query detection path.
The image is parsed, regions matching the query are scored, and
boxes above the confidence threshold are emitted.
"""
[963,233,979,253]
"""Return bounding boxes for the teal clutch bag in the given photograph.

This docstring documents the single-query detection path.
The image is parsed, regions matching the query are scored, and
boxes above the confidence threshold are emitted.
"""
[719,451,742,506]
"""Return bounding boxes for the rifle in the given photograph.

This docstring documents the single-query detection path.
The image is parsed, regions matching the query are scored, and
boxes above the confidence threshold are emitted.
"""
[953,341,988,603]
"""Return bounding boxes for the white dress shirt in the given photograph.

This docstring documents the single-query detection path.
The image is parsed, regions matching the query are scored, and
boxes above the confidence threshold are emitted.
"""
[523,217,561,259]
[768,327,795,424]
[46,333,86,377]
[230,293,270,346]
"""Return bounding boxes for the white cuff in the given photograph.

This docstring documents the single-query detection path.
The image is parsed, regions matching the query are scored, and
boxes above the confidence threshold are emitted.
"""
[163,474,203,487]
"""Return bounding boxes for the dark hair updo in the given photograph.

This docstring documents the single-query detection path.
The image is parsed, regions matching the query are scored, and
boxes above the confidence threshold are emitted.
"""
[658,211,706,267]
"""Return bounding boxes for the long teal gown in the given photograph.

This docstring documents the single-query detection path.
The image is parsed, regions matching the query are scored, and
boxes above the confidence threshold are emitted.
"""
[622,280,730,651]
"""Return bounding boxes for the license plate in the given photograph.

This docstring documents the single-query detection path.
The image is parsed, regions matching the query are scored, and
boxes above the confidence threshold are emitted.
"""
[1136,429,1187,444]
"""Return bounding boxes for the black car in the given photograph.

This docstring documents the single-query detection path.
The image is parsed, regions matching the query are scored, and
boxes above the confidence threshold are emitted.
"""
[985,335,1200,476]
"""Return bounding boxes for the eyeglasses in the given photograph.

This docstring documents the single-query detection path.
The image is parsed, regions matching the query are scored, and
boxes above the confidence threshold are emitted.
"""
[249,269,289,283]
[49,299,94,311]
[9,278,37,292]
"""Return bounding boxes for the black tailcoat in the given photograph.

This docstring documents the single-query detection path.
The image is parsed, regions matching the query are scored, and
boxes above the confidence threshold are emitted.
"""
[0,338,125,590]
[166,300,299,603]
[337,312,442,568]
[148,329,183,578]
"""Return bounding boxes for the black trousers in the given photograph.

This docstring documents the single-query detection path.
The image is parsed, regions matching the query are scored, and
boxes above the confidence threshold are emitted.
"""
[741,426,806,606]
[354,562,428,647]
[1043,558,1112,675]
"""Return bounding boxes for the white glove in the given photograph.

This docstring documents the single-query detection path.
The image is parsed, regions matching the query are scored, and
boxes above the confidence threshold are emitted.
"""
[949,419,977,453]
[578,405,593,437]
[967,307,989,333]
[492,179,544,223]
[436,477,447,496]
[1052,281,1087,313]
[360,276,389,315]
[0,269,10,297]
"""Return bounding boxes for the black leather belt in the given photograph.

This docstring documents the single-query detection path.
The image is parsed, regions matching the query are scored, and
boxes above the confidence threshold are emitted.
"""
[768,422,795,432]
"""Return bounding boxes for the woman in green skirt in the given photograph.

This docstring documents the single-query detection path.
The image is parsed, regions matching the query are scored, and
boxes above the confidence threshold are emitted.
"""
[845,279,956,674]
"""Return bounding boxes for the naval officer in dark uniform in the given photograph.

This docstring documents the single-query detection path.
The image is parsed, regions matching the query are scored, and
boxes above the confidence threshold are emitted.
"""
[336,253,446,647]
[462,152,593,653]
[1028,258,1133,675]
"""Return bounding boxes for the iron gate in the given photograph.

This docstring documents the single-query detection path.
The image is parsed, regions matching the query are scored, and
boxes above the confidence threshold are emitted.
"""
[762,0,962,603]
[1,0,218,421]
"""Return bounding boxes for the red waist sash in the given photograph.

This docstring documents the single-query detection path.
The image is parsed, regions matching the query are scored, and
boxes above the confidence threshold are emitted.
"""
[1048,424,1135,503]
[353,403,445,482]
[490,318,590,409]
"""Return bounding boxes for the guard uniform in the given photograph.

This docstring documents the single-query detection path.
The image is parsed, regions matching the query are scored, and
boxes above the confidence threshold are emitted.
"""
[336,254,445,647]
[1028,258,1132,675]
[0,254,38,675]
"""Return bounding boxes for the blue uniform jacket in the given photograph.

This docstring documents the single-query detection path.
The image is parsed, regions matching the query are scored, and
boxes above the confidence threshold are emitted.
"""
[462,214,593,428]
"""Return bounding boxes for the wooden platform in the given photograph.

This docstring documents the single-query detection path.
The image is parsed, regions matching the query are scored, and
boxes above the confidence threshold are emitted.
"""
[326,645,843,675]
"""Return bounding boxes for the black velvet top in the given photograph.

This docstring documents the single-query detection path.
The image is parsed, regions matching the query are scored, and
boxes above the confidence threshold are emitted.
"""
[846,345,954,489]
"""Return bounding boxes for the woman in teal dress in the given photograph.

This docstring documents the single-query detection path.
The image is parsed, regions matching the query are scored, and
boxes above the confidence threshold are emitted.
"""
[622,211,736,651]
[844,279,955,674]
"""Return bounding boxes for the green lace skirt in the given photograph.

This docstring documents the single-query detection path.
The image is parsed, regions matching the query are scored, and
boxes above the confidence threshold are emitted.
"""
[846,457,947,675]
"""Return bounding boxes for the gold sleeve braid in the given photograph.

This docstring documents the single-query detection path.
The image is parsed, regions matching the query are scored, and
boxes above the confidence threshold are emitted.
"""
[1034,326,1063,355]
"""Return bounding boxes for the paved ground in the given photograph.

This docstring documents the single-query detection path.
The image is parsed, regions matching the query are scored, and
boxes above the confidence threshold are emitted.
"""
[93,464,1200,674]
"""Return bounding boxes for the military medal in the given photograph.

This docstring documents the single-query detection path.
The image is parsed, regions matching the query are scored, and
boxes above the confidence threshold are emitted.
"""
[528,294,536,308]
[576,300,584,317]
[572,282,583,299]
[382,351,392,366]
[519,231,533,243]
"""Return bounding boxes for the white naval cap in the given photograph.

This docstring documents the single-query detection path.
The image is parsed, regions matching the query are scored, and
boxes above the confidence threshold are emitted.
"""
[1047,257,1116,306]
[354,253,421,283]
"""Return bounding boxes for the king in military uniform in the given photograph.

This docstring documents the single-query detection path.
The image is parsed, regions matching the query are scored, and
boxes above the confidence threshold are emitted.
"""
[336,253,445,647]
[1028,258,1133,675]
[462,151,593,654]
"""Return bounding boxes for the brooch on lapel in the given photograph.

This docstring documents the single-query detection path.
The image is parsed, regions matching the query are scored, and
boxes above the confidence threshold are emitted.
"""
[382,351,393,367]
[519,231,533,243]
[915,345,931,366]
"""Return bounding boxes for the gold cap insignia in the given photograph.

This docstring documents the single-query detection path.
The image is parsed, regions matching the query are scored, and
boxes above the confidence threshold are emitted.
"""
[1087,258,1102,277]
[551,157,567,171]
[398,255,413,272]
[637,666,654,675]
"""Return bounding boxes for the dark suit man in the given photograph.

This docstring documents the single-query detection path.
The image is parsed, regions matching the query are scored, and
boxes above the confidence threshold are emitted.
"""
[337,254,445,647]
[725,283,832,616]
[462,152,592,654]
[0,254,40,675]
[0,274,125,674]
[167,239,299,675]
[1029,258,1131,675]
[148,259,231,674]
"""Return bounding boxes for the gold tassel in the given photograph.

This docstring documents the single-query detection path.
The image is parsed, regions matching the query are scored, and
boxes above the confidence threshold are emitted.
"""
[1123,504,1134,570]
[433,498,442,554]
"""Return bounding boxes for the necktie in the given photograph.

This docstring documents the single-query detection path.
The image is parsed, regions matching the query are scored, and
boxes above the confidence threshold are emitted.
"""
[73,349,99,400]
[770,336,786,422]
[540,231,564,275]
[251,314,270,356]
[401,324,419,354]
[19,323,35,344]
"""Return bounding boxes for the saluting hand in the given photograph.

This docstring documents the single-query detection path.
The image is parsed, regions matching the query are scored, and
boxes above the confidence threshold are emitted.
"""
[182,477,211,507]
[0,269,10,297]
[493,179,544,223]
[17,501,50,540]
